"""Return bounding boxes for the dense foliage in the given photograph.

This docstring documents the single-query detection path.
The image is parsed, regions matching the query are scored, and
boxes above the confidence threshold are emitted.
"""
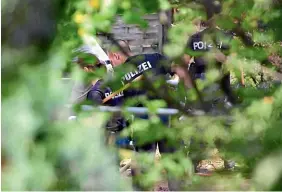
[2,0,282,190]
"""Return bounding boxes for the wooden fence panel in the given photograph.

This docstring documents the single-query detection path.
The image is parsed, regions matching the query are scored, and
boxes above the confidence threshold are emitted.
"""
[98,14,162,54]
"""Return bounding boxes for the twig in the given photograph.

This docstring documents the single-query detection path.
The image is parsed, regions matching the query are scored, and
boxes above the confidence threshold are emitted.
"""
[250,75,258,85]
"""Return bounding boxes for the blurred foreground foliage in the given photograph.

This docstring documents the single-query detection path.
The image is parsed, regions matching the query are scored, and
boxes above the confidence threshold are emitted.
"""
[2,0,282,191]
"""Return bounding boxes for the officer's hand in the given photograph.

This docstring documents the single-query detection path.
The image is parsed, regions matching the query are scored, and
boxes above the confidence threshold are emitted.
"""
[173,66,193,88]
[106,118,126,132]
[214,51,226,63]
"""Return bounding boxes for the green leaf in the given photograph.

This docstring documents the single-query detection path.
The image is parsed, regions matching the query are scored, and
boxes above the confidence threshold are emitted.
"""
[158,0,171,10]
[216,15,236,30]
[163,43,185,58]
[253,152,282,190]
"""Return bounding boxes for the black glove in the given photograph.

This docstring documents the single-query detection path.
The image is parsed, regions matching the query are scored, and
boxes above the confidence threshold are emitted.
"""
[106,116,127,132]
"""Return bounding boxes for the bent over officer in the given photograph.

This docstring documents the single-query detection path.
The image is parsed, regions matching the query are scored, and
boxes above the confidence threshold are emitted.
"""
[89,40,183,190]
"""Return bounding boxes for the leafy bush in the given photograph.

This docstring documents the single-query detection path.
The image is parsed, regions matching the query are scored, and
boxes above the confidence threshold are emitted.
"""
[2,0,282,191]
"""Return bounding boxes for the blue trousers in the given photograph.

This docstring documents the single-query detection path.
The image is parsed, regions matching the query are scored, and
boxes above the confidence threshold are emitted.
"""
[133,114,177,153]
[115,114,173,151]
[115,114,169,149]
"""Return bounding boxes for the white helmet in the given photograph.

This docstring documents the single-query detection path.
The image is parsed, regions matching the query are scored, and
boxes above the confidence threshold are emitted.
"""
[72,44,114,75]
[81,34,114,75]
[72,33,115,75]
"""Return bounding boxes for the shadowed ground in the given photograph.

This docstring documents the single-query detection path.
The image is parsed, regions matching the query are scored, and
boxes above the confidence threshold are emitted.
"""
[120,147,251,191]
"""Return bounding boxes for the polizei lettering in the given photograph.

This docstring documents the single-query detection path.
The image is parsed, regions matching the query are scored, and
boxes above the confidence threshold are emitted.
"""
[193,41,212,50]
[122,61,152,83]
[105,91,124,99]
[193,41,223,50]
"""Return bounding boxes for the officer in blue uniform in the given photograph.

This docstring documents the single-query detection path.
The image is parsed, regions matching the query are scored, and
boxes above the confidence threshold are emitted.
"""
[70,48,128,146]
[88,40,181,190]
[182,20,236,175]
[88,40,176,151]
[185,20,236,103]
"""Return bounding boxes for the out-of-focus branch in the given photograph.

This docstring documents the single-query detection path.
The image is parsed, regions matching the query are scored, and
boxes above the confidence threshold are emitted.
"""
[233,27,255,47]
[261,66,282,80]
[250,75,258,85]
[232,21,282,81]
[240,67,245,87]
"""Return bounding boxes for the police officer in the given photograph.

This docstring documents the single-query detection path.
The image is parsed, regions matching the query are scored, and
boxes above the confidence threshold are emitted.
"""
[89,40,182,190]
[69,48,105,107]
[179,19,236,175]
[69,45,128,143]
[187,20,236,103]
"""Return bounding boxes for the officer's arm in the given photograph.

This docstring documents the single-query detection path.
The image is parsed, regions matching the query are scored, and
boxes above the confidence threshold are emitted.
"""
[155,53,174,76]
[171,61,194,89]
[214,50,227,63]
[171,35,197,88]
[156,53,192,87]
[183,35,197,67]
[155,53,180,86]
[87,89,104,105]
[87,80,104,105]
[171,49,194,89]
